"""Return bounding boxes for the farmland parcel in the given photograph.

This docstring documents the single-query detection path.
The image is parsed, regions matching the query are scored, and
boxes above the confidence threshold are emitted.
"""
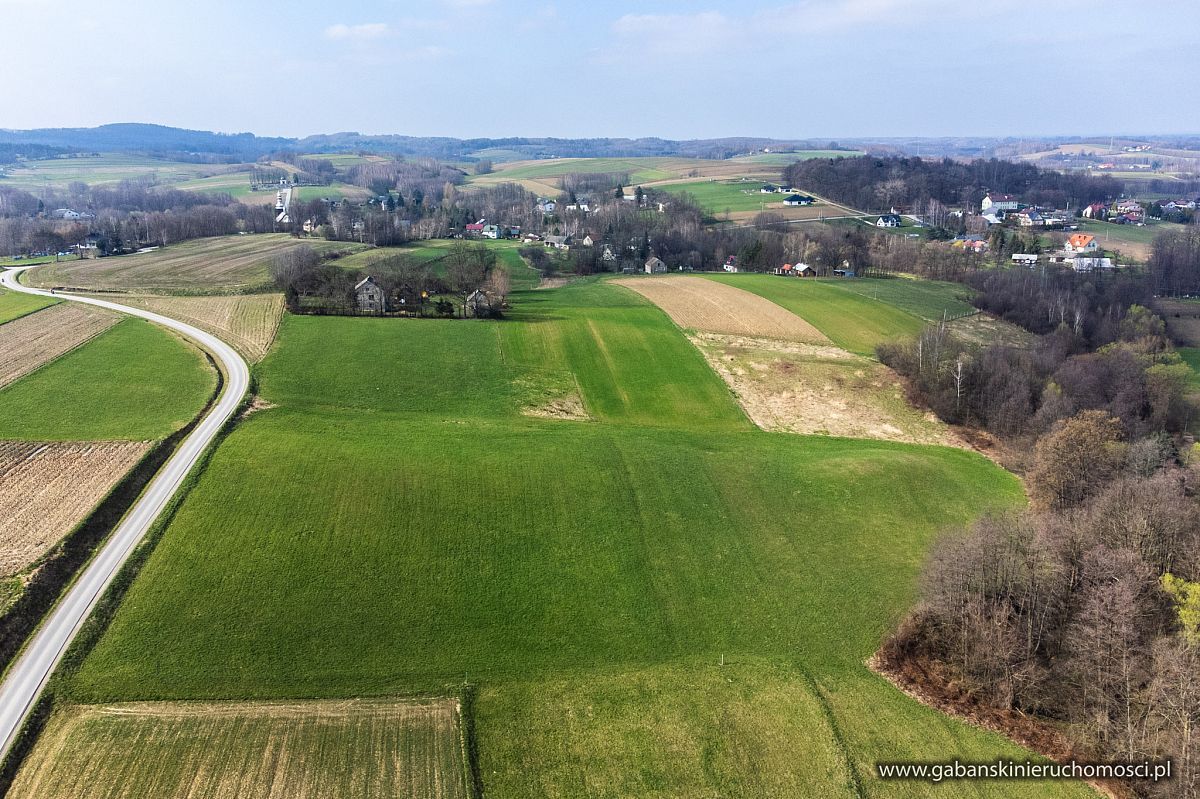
[0,441,150,577]
[0,303,118,389]
[27,234,368,295]
[8,699,468,799]
[53,280,1093,798]
[0,318,215,441]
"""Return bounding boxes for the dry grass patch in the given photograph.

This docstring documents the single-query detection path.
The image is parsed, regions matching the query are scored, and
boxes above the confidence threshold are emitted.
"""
[113,293,285,361]
[614,276,829,344]
[9,698,469,799]
[944,313,1036,348]
[0,440,149,576]
[692,332,960,446]
[0,303,118,388]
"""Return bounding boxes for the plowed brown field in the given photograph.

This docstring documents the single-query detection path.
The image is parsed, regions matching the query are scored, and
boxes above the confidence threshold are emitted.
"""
[614,276,829,343]
[0,440,149,576]
[0,304,118,389]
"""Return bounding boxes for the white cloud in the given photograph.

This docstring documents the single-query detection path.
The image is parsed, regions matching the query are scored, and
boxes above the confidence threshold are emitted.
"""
[324,22,391,40]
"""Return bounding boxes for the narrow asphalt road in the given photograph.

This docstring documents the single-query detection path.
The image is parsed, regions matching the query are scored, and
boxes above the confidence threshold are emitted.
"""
[0,266,249,762]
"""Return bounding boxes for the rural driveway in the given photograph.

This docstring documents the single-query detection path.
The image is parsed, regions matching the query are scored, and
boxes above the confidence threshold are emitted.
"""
[0,266,250,762]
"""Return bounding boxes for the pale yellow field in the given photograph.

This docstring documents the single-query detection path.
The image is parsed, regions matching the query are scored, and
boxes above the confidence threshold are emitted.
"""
[614,275,829,343]
[0,304,119,388]
[27,235,363,294]
[10,698,469,799]
[691,332,959,446]
[0,440,149,576]
[113,293,285,361]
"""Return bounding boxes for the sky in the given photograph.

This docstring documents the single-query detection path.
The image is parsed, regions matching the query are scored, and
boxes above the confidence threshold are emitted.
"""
[1,0,1197,140]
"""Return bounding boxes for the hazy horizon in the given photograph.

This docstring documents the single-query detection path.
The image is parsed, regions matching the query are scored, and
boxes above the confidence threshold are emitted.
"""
[2,0,1197,140]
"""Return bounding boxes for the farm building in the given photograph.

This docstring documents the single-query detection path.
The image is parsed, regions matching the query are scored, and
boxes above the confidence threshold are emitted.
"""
[465,221,485,237]
[723,255,739,273]
[465,289,492,317]
[1012,253,1040,267]
[876,214,902,228]
[773,263,815,277]
[482,224,502,240]
[644,257,667,274]
[355,276,387,313]
[1071,257,1115,272]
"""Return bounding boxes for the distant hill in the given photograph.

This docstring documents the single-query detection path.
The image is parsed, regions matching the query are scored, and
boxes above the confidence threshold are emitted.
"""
[0,124,848,162]
[1,124,1195,164]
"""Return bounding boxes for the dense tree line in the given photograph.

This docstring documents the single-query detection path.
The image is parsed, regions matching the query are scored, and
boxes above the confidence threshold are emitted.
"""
[271,242,504,318]
[966,268,1152,344]
[879,261,1200,796]
[784,156,1121,213]
[1149,226,1200,296]
[0,181,276,257]
[886,430,1200,797]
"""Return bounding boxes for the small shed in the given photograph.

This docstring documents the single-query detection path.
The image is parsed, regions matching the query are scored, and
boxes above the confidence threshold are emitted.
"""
[644,257,667,274]
[355,276,387,313]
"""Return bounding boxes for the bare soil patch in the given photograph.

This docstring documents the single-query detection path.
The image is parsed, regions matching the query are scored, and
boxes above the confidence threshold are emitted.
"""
[112,293,285,362]
[615,276,829,343]
[0,304,119,388]
[9,698,469,799]
[0,440,149,576]
[691,332,961,446]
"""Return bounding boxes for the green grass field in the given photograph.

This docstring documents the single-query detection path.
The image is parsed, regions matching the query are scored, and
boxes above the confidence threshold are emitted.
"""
[0,318,214,440]
[705,274,927,355]
[0,287,57,325]
[660,180,815,213]
[1180,347,1200,389]
[60,277,1095,797]
[1077,218,1184,247]
[827,277,977,321]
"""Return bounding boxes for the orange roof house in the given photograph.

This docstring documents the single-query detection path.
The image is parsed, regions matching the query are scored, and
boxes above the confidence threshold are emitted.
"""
[1066,233,1098,253]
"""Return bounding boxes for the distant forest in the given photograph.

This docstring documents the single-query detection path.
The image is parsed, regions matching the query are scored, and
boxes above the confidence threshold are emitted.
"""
[0,143,71,165]
[784,156,1123,212]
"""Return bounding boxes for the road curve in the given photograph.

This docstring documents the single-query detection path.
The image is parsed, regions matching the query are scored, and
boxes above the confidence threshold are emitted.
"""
[0,266,250,761]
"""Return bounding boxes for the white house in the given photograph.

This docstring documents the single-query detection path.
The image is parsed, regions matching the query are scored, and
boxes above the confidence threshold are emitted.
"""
[981,193,1019,213]
[876,214,902,228]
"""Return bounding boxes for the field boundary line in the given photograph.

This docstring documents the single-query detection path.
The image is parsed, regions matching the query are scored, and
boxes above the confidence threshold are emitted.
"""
[0,265,251,766]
